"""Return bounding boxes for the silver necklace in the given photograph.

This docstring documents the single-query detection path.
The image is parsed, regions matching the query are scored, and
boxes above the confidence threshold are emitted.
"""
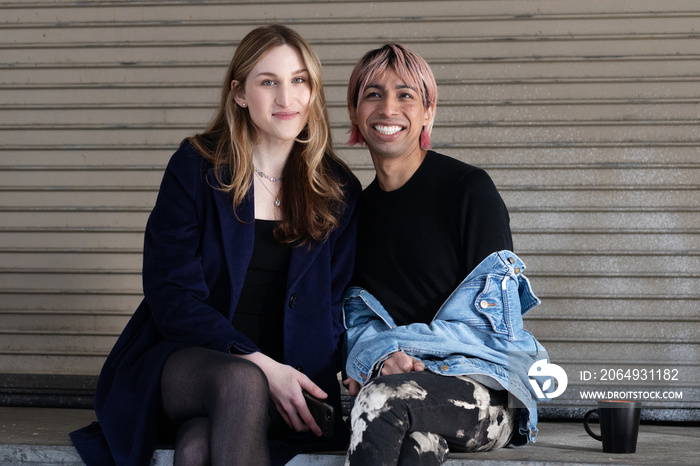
[254,174,281,207]
[253,166,282,182]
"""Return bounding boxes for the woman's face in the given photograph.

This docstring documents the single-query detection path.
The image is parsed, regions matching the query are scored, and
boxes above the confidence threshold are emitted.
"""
[234,44,311,150]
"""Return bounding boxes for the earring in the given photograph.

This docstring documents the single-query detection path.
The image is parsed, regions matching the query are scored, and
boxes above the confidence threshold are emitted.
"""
[241,103,247,108]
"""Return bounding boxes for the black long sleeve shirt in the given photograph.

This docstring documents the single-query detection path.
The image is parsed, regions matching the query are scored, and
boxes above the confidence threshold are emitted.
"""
[352,151,513,325]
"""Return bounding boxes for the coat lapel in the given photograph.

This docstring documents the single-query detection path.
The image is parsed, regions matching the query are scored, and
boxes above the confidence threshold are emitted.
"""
[207,170,324,305]
[210,172,255,319]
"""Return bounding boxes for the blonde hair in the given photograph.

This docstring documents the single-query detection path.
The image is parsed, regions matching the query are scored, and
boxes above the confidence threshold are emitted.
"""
[187,24,348,244]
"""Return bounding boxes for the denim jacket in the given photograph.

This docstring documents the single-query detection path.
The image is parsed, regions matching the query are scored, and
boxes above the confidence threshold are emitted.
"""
[342,250,549,444]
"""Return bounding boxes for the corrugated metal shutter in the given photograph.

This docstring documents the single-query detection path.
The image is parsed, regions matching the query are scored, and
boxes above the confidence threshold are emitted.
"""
[1,1,697,418]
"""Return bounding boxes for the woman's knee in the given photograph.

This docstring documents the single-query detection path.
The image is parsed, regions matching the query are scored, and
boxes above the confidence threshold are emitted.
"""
[209,356,270,407]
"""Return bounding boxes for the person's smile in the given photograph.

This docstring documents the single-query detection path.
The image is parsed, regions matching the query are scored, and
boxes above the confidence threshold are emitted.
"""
[350,67,433,163]
[372,123,404,136]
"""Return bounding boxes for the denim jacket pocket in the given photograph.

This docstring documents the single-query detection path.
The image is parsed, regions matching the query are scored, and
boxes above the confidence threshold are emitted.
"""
[473,274,512,339]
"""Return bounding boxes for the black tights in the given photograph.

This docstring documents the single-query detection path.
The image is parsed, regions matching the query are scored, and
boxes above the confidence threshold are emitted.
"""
[160,346,271,466]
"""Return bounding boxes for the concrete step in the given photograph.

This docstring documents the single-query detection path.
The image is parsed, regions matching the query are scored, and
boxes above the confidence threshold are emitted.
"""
[1,407,698,465]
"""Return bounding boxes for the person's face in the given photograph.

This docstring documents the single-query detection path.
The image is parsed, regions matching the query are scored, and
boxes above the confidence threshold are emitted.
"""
[233,44,311,148]
[350,67,433,162]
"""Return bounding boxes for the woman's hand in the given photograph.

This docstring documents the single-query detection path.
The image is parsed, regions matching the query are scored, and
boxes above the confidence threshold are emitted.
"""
[238,352,326,436]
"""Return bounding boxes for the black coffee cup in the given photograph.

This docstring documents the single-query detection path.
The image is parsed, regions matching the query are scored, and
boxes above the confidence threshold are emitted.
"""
[584,400,642,453]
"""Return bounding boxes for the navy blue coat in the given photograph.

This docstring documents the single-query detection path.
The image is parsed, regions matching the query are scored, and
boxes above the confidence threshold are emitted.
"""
[70,142,361,465]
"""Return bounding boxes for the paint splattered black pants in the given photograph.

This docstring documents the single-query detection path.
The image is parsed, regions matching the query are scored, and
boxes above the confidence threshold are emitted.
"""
[345,371,516,466]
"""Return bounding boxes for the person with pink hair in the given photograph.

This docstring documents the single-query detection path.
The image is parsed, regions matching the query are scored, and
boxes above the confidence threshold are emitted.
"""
[342,43,523,465]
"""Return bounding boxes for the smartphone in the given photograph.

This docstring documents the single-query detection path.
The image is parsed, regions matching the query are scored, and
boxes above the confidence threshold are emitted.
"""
[303,391,335,438]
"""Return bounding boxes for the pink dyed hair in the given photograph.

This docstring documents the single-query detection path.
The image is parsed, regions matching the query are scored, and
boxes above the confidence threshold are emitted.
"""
[346,43,437,149]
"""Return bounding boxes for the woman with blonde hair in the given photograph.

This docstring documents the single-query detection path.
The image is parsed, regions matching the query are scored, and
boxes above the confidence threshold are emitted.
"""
[70,24,360,466]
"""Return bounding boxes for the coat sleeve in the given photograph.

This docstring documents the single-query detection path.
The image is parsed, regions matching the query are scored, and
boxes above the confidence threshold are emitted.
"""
[328,170,362,356]
[141,145,258,354]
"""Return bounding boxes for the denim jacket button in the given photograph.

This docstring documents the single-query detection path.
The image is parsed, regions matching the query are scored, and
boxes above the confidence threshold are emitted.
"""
[508,256,515,264]
[480,300,489,309]
[440,364,450,372]
[514,267,521,274]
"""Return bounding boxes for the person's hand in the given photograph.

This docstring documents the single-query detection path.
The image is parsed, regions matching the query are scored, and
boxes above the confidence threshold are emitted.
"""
[343,377,362,396]
[380,351,425,375]
[238,352,326,436]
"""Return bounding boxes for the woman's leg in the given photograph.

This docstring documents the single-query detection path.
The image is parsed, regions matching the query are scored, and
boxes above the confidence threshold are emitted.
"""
[345,371,515,466]
[161,346,271,466]
[172,417,210,466]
